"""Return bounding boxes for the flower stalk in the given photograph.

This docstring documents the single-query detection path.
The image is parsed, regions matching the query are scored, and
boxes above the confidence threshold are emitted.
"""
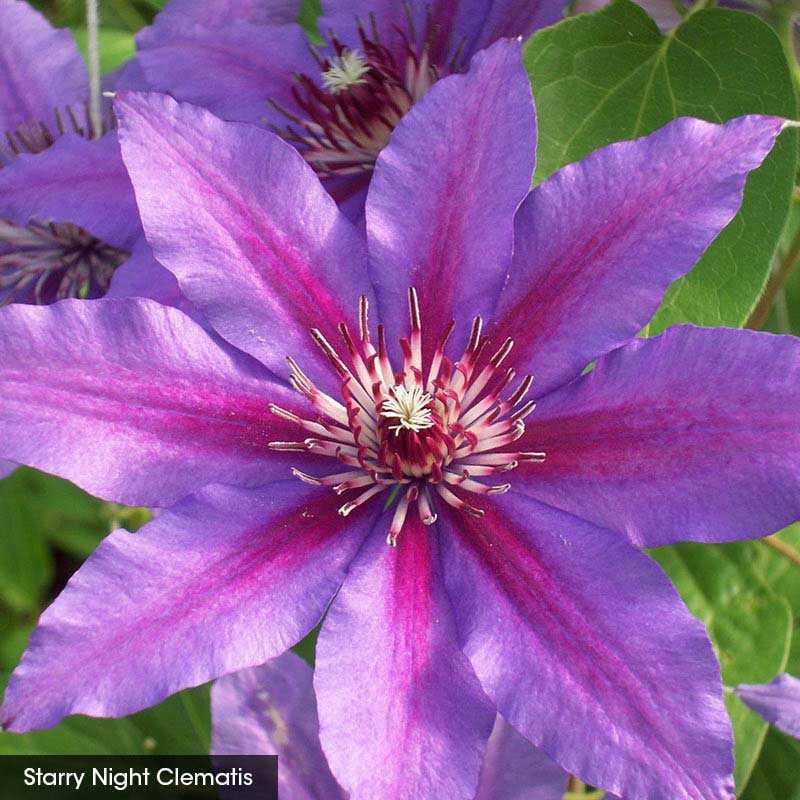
[746,217,800,329]
[86,0,102,138]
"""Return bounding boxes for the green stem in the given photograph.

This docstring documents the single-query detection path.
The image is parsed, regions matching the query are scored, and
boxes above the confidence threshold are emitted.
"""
[746,219,800,329]
[85,0,101,137]
[762,534,800,571]
[774,6,800,96]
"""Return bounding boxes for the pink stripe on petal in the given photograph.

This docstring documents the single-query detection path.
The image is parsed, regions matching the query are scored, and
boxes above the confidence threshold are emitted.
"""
[116,92,372,383]
[491,115,785,397]
[439,494,734,800]
[1,482,373,733]
[517,325,800,546]
[0,299,305,507]
[315,516,495,800]
[366,38,535,359]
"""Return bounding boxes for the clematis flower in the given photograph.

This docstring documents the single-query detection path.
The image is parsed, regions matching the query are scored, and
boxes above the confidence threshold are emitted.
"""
[0,0,178,306]
[212,651,568,800]
[120,0,567,213]
[1,39,799,800]
[736,673,800,739]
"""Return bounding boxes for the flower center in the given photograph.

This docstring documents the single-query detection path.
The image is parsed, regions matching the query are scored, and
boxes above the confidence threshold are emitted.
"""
[267,9,467,178]
[269,289,545,546]
[382,384,434,433]
[0,219,129,304]
[0,103,112,167]
[320,49,370,94]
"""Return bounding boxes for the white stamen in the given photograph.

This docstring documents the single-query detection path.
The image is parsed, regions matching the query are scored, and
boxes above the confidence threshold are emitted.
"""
[381,385,434,434]
[321,50,369,94]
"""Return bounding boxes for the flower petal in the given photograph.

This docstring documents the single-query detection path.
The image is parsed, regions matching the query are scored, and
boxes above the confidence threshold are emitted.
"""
[517,325,800,546]
[736,674,800,739]
[490,115,785,397]
[0,298,307,507]
[438,0,568,57]
[475,715,569,800]
[107,239,195,315]
[321,0,564,64]
[0,133,140,250]
[116,92,372,381]
[438,493,734,800]
[318,1,411,60]
[212,652,346,800]
[126,20,314,125]
[0,0,87,132]
[366,38,535,358]
[1,481,375,733]
[315,516,495,800]
[0,461,17,480]
[149,0,299,28]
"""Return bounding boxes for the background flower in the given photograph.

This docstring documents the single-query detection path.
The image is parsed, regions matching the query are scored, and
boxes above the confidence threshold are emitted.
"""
[0,0,181,306]
[211,651,569,800]
[118,0,568,215]
[736,673,800,739]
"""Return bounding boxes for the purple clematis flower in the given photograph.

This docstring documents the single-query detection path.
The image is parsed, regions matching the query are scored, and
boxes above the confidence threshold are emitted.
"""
[736,673,800,739]
[1,40,799,800]
[212,651,569,800]
[120,0,567,213]
[0,0,178,306]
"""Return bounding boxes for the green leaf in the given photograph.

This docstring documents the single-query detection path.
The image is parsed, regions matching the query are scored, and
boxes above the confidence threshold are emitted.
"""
[750,524,800,615]
[651,542,793,792]
[741,728,800,800]
[524,0,797,331]
[0,472,54,613]
[126,685,211,754]
[73,28,136,74]
[0,619,33,673]
[298,0,323,41]
[8,468,109,560]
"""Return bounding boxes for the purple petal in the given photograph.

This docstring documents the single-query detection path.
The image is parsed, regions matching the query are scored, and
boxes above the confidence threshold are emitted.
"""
[517,325,800,547]
[0,132,140,250]
[125,21,314,125]
[321,0,564,64]
[0,460,17,480]
[107,239,200,319]
[149,0,299,28]
[0,0,87,132]
[366,39,535,361]
[437,0,568,56]
[438,493,734,800]
[1,481,375,733]
[475,715,569,800]
[0,298,309,507]
[319,2,417,65]
[116,92,372,381]
[315,516,495,800]
[212,652,346,800]
[736,674,800,739]
[490,115,785,397]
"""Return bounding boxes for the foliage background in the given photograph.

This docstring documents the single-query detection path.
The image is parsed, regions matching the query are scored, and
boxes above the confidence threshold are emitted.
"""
[1,0,799,797]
